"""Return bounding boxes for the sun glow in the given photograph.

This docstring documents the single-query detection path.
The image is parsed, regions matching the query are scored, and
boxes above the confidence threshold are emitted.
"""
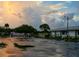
[0,1,40,28]
[3,2,16,15]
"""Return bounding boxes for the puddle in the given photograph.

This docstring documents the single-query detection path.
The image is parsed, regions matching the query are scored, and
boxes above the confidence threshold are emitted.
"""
[0,38,79,57]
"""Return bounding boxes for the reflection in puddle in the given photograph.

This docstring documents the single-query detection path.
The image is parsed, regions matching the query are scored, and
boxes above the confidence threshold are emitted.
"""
[14,43,34,51]
[0,38,79,57]
[0,38,33,57]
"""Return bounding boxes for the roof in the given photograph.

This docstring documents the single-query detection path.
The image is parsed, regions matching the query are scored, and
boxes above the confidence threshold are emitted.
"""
[52,26,79,32]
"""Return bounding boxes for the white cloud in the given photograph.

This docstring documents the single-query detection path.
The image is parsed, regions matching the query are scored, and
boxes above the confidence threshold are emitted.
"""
[0,1,78,30]
[47,2,68,10]
[0,1,41,28]
[73,15,79,21]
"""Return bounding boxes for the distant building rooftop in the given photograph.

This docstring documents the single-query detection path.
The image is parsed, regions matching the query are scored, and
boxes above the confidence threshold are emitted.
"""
[52,26,79,32]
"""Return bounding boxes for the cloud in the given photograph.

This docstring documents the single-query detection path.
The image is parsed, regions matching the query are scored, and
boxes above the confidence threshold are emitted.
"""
[73,15,79,21]
[47,2,68,10]
[23,7,42,30]
[39,1,79,29]
[0,1,78,30]
[0,1,41,28]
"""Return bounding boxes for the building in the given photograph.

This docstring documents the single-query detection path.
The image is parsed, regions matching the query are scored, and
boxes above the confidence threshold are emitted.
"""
[51,26,79,38]
[10,32,25,37]
[10,32,32,38]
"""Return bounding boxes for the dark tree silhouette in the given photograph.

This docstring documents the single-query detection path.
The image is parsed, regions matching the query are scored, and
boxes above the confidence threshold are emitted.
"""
[39,24,51,38]
[0,27,5,32]
[4,23,11,36]
[14,24,37,34]
[13,24,38,37]
[4,23,9,29]
[40,24,50,32]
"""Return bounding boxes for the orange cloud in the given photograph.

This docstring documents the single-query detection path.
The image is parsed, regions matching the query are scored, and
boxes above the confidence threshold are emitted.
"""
[73,15,79,21]
[57,12,65,16]
[0,1,40,28]
[47,10,58,15]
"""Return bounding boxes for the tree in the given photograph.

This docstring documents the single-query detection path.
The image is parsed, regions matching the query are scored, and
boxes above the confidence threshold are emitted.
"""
[4,23,11,36]
[4,23,9,29]
[0,27,5,32]
[13,24,38,37]
[40,24,50,32]
[39,24,51,38]
[14,24,37,33]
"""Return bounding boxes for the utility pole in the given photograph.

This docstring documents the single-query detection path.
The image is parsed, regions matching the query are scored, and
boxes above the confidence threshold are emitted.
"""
[64,15,69,40]
[64,13,74,41]
[67,16,69,40]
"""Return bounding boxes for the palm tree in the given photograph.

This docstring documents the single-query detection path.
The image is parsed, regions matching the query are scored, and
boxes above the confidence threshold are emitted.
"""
[4,23,10,36]
[4,23,9,29]
[40,24,50,32]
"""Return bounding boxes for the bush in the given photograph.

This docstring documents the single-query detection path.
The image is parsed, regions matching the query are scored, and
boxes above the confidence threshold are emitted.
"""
[63,36,79,42]
[55,36,62,40]
[45,34,50,39]
[0,42,7,48]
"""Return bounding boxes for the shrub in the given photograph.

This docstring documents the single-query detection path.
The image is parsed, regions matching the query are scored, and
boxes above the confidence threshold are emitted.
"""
[0,42,7,48]
[63,36,79,42]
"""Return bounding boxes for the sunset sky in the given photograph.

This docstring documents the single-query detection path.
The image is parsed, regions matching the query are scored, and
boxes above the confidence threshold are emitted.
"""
[0,1,79,30]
